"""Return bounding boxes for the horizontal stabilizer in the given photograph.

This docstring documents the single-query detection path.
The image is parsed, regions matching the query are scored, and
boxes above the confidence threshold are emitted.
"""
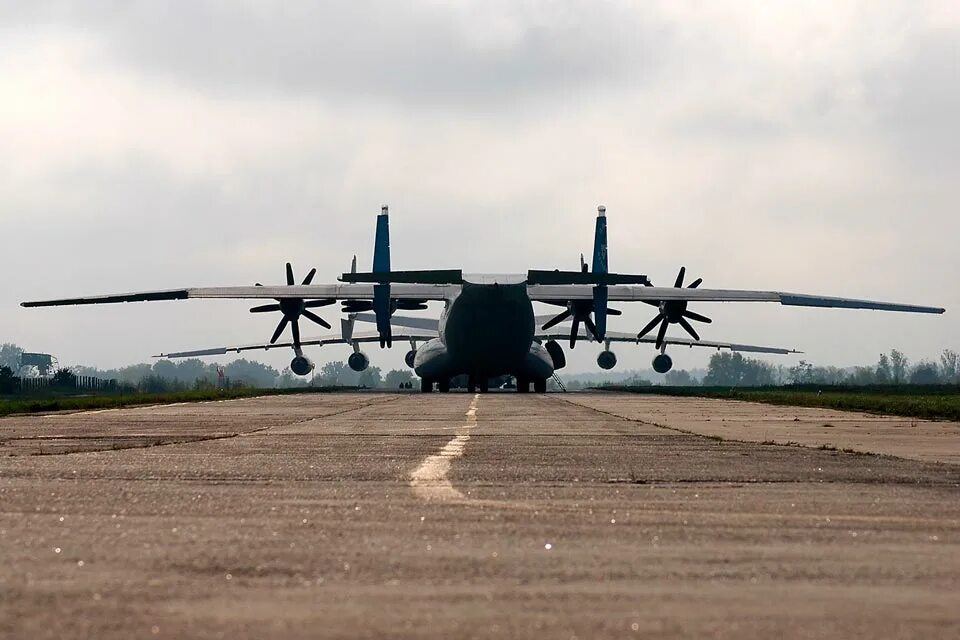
[527,270,650,286]
[340,269,463,284]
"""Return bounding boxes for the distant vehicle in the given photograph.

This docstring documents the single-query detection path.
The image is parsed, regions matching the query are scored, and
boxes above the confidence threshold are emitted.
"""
[23,206,944,393]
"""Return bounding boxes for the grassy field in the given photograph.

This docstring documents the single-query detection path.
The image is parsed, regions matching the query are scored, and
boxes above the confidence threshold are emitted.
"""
[603,384,960,421]
[0,386,355,418]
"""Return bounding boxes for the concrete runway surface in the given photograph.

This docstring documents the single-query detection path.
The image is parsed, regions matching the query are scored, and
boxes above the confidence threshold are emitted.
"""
[1,392,958,639]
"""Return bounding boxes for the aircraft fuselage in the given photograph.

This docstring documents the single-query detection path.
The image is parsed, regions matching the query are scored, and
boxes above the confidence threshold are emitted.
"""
[413,282,555,382]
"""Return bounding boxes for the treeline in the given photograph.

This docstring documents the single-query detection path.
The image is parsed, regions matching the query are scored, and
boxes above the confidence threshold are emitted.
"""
[609,349,959,388]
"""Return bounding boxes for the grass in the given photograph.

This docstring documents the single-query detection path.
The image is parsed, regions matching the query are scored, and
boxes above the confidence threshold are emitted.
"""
[601,384,960,421]
[0,386,355,418]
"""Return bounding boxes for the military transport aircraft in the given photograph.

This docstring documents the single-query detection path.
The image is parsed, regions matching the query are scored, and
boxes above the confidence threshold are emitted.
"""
[22,206,945,393]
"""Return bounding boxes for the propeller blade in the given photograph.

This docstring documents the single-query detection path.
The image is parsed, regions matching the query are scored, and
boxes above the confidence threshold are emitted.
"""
[655,317,669,349]
[301,268,317,285]
[688,277,702,289]
[291,318,301,346]
[570,317,581,349]
[249,304,281,313]
[541,309,573,330]
[285,262,294,286]
[270,317,289,344]
[607,307,622,316]
[304,299,336,308]
[580,253,588,273]
[682,310,713,324]
[302,309,331,329]
[583,316,598,341]
[677,317,700,341]
[674,266,686,288]
[637,314,663,339]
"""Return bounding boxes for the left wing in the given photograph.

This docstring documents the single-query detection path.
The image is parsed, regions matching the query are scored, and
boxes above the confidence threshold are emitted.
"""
[537,327,800,355]
[528,285,945,314]
[155,330,438,359]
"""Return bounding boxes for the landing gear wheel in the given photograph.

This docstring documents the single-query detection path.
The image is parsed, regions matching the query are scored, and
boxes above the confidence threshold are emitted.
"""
[516,377,530,393]
[420,378,433,393]
[479,377,489,393]
[533,378,547,393]
[467,375,477,393]
[438,378,450,393]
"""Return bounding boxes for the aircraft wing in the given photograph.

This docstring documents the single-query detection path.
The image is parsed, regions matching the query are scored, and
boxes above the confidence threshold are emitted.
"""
[21,284,457,308]
[527,285,945,314]
[155,330,438,359]
[536,327,800,355]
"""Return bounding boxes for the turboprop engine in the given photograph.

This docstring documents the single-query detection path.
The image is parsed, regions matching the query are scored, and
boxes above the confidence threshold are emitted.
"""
[290,355,315,376]
[348,351,370,372]
[597,350,617,370]
[652,353,673,374]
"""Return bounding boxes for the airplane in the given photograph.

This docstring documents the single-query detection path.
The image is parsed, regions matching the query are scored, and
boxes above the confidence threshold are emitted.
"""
[22,206,945,393]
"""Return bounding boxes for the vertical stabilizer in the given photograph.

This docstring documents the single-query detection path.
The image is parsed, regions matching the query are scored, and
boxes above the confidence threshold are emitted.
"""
[372,205,392,347]
[373,205,391,273]
[592,205,609,340]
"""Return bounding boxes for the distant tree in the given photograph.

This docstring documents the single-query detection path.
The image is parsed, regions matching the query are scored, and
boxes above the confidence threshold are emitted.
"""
[0,343,24,371]
[357,366,382,388]
[193,377,216,391]
[312,361,354,386]
[703,353,776,387]
[876,353,891,383]
[909,361,941,385]
[224,359,280,388]
[846,366,878,385]
[890,349,909,384]
[276,368,310,388]
[51,368,77,389]
[664,369,695,386]
[383,369,414,389]
[789,360,814,384]
[940,349,959,384]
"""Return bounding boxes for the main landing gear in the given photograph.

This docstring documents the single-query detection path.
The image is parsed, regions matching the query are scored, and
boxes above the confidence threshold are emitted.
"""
[514,377,547,393]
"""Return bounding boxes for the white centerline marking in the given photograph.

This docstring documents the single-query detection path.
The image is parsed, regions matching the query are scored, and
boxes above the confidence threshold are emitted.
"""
[409,394,480,501]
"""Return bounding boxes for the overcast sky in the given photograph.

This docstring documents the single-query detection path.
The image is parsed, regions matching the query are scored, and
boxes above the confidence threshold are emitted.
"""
[2,1,957,375]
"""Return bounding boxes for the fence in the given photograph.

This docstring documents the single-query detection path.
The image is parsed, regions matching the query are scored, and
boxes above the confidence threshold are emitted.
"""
[3,375,121,395]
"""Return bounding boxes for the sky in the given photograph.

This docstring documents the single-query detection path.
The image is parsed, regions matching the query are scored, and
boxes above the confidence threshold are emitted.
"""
[1,1,957,376]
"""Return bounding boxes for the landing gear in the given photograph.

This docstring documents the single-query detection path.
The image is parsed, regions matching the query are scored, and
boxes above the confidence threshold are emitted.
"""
[467,376,477,393]
[533,378,547,393]
[420,378,433,393]
[516,376,530,393]
[479,378,489,393]
[437,378,450,393]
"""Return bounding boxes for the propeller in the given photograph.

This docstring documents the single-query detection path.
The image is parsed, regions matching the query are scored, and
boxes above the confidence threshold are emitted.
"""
[637,266,713,348]
[539,255,622,348]
[250,263,335,349]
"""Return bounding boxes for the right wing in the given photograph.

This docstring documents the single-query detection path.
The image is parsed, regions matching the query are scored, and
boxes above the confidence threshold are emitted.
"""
[155,330,438,359]
[22,284,458,307]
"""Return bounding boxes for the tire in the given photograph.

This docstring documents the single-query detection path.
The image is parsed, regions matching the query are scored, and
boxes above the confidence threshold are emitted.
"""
[438,378,450,393]
[420,378,433,393]
[533,378,547,393]
[516,377,529,393]
[479,377,489,393]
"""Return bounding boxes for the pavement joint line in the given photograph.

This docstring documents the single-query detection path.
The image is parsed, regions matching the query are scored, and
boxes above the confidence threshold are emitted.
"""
[409,393,480,502]
[556,395,914,462]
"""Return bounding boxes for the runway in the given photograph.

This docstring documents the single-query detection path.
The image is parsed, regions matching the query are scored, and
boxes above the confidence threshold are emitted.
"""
[1,392,958,639]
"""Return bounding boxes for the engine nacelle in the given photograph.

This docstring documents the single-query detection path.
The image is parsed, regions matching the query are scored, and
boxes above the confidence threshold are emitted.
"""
[404,349,417,369]
[597,350,617,370]
[348,351,370,372]
[652,353,673,374]
[290,355,315,377]
[544,340,566,370]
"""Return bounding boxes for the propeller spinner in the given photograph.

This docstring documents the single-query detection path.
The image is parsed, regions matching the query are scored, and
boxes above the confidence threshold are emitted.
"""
[637,266,713,348]
[250,263,335,349]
